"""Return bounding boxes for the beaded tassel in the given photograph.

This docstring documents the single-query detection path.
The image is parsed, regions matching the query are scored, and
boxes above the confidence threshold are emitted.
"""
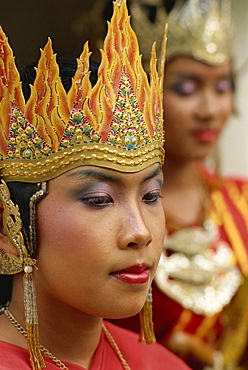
[24,264,45,370]
[139,286,156,344]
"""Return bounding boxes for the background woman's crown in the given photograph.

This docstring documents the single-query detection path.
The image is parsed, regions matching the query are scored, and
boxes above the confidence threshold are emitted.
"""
[166,0,232,64]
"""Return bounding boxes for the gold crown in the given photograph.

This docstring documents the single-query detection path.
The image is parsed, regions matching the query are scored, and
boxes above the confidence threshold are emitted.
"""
[166,0,232,64]
[0,0,165,183]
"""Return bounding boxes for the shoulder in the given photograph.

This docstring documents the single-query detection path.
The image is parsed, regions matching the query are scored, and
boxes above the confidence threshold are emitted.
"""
[104,321,191,369]
[198,165,248,193]
[0,340,30,369]
[0,340,62,369]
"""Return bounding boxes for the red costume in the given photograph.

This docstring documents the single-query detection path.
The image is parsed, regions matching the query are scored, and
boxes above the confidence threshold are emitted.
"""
[0,322,190,369]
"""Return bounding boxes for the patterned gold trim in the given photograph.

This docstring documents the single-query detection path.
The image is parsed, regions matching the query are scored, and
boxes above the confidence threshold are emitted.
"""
[29,182,47,255]
[0,142,164,182]
[0,180,30,274]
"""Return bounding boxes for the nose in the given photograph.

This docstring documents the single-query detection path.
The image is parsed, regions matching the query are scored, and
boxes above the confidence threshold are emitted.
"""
[195,89,219,122]
[118,203,152,249]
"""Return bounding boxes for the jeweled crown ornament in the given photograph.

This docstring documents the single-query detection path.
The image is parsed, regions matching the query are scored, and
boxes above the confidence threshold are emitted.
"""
[0,0,165,183]
[166,0,232,64]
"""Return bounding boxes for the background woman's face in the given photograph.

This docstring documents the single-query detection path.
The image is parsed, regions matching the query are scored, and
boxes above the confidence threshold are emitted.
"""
[35,164,165,319]
[163,56,234,163]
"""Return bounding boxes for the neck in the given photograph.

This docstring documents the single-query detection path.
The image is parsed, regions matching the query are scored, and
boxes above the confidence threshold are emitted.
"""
[163,157,203,191]
[162,157,207,225]
[2,273,103,369]
[38,301,102,368]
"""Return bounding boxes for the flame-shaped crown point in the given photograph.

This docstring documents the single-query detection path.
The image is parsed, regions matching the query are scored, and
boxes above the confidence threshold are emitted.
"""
[0,0,165,183]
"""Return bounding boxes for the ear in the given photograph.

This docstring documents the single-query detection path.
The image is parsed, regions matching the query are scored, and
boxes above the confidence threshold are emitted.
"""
[0,201,19,256]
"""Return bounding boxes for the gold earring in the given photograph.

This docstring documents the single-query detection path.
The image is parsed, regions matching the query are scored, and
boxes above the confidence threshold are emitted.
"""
[0,180,45,369]
[139,285,156,344]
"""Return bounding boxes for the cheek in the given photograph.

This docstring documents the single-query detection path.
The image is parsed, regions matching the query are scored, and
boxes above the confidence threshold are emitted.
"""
[36,201,112,271]
[164,115,188,152]
[163,97,194,135]
[35,205,100,291]
[36,202,92,258]
[159,218,166,249]
[220,95,234,120]
[163,97,181,123]
[37,206,67,249]
[151,207,166,254]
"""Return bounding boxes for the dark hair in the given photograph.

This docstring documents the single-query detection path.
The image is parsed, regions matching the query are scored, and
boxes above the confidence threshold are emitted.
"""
[0,57,99,305]
[20,57,99,101]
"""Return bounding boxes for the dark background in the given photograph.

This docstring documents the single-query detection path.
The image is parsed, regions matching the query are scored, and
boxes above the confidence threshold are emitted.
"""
[0,0,178,69]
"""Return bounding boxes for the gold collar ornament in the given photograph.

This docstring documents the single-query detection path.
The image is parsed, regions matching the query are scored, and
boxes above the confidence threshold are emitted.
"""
[155,220,242,316]
[166,0,232,64]
[0,0,165,184]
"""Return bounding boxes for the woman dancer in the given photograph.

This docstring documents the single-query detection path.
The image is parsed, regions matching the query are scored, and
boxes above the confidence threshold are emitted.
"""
[0,1,191,369]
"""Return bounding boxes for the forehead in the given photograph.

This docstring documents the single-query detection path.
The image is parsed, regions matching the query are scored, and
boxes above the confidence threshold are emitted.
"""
[53,163,162,187]
[165,56,232,80]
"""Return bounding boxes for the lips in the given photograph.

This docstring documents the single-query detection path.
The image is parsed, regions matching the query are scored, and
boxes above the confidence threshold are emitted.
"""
[192,129,218,143]
[111,264,150,284]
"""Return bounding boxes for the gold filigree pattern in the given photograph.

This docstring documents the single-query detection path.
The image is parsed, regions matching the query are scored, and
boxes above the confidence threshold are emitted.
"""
[155,220,242,316]
[0,180,30,274]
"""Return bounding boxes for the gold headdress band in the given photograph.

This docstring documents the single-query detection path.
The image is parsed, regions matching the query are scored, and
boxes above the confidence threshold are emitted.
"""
[0,0,165,184]
[166,0,232,64]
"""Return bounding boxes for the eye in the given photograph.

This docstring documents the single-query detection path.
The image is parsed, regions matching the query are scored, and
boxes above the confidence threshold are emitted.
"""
[216,77,233,93]
[81,195,113,208]
[170,80,197,96]
[143,191,162,204]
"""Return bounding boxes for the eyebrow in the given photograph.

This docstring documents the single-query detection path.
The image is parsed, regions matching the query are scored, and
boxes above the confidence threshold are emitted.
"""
[142,165,162,183]
[66,165,162,184]
[67,168,121,183]
[174,72,232,81]
[176,73,198,80]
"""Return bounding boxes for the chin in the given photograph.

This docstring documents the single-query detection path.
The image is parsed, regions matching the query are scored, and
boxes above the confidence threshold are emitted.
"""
[192,148,216,162]
[105,301,144,320]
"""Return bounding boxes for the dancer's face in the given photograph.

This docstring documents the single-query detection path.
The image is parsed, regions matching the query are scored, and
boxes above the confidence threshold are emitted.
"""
[163,56,233,163]
[35,164,165,319]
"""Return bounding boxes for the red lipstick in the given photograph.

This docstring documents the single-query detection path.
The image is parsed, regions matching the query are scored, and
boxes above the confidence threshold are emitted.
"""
[192,129,218,143]
[111,264,150,284]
